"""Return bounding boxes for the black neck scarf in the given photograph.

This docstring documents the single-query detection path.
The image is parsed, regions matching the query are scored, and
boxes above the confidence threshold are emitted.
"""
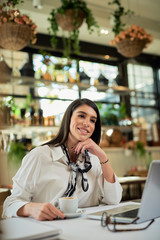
[62,144,92,197]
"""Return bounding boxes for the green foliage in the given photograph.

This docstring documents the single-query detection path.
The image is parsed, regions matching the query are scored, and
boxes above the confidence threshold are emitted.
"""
[96,102,103,111]
[119,102,127,120]
[24,93,35,111]
[99,103,128,126]
[108,0,134,36]
[0,96,18,114]
[135,141,146,158]
[6,96,17,114]
[39,50,72,69]
[48,0,99,58]
[0,99,5,111]
[8,141,27,166]
[3,0,24,7]
[103,104,119,125]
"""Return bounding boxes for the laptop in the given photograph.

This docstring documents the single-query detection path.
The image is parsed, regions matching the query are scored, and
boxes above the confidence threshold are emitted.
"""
[0,217,61,240]
[88,160,160,224]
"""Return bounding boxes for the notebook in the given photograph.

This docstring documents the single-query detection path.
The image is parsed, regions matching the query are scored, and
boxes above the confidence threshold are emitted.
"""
[88,160,160,223]
[0,217,61,240]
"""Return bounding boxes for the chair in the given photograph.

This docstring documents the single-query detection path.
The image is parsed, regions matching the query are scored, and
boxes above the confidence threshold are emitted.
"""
[0,188,11,219]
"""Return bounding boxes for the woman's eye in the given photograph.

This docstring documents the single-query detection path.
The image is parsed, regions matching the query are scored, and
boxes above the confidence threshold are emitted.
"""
[78,114,85,118]
[90,119,96,123]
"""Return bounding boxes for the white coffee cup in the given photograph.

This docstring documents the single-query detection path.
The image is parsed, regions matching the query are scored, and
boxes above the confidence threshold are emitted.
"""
[59,196,78,213]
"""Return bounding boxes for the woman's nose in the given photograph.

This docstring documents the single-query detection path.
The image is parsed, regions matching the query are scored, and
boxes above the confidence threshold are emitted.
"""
[83,121,89,126]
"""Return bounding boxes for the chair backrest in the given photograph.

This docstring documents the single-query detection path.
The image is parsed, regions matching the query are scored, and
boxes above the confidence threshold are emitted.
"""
[0,188,11,219]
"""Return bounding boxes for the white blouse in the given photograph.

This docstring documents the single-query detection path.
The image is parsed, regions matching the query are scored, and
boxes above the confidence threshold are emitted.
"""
[2,145,123,218]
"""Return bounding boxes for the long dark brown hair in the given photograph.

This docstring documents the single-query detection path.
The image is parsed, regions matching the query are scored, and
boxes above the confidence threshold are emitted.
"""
[43,98,101,146]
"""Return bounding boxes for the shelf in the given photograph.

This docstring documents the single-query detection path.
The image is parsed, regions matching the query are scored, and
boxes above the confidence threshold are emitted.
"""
[0,76,135,94]
[2,125,59,134]
[101,125,133,132]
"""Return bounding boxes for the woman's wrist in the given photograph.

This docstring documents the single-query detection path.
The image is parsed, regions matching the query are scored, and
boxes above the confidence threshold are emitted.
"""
[17,203,31,217]
[100,159,109,165]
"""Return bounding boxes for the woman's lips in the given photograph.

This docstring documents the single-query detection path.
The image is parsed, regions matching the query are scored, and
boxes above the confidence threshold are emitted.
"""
[78,127,89,134]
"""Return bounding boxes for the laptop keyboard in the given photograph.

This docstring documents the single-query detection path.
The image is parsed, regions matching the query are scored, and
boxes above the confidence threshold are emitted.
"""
[114,208,139,218]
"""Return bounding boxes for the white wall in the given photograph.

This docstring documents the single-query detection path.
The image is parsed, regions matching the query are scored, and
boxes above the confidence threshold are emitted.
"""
[105,147,160,177]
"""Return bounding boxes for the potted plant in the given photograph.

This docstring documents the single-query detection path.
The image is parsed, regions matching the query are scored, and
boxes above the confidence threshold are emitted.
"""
[7,141,27,166]
[0,0,37,51]
[48,0,99,58]
[97,102,128,126]
[108,0,153,58]
[8,138,34,167]
[110,24,153,58]
[124,140,147,169]
[135,141,146,159]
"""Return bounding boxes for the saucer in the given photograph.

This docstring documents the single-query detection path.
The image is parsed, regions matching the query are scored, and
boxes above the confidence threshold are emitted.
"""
[64,209,85,219]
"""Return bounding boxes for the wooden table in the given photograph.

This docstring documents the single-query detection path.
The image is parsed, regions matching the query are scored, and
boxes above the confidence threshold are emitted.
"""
[126,169,148,177]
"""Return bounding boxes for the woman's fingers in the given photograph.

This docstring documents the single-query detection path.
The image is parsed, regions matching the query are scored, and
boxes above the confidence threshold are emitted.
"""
[74,141,87,154]
[36,210,57,221]
[48,203,65,219]
[75,139,94,154]
[41,203,65,220]
[24,202,65,221]
[74,139,103,158]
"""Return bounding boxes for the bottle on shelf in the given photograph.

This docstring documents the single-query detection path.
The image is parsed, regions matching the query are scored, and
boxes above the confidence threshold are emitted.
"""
[38,108,44,126]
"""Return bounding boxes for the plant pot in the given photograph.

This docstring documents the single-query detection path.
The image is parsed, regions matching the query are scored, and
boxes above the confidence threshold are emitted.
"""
[124,149,133,156]
[0,22,32,51]
[56,9,85,32]
[116,38,146,58]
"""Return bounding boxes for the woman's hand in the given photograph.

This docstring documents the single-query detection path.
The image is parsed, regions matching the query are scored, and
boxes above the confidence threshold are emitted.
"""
[74,138,107,161]
[74,138,115,183]
[17,202,65,221]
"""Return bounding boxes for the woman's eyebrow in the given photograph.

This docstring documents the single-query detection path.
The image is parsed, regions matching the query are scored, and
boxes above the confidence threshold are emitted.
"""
[77,111,97,119]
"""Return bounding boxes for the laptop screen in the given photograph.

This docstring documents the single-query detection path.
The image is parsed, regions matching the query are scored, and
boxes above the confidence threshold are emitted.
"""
[137,160,160,223]
[87,160,160,224]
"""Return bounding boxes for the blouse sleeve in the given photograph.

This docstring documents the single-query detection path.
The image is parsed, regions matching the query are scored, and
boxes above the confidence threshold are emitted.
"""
[102,175,123,204]
[2,146,44,218]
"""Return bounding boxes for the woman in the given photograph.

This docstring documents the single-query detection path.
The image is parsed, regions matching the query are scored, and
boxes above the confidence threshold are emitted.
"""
[2,98,122,221]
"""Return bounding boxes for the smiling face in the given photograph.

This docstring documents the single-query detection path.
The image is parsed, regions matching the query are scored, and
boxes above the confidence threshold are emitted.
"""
[67,104,97,146]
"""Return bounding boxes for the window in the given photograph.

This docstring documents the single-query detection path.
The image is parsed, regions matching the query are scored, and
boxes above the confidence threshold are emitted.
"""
[33,55,119,119]
[79,60,119,102]
[127,63,159,124]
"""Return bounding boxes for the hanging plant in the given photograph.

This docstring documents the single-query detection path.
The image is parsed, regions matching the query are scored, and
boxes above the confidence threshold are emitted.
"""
[110,24,153,58]
[48,0,99,58]
[0,0,37,50]
[108,0,153,58]
[108,0,134,36]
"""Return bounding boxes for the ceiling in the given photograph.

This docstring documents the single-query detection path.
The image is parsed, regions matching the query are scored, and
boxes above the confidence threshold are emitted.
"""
[17,0,160,57]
